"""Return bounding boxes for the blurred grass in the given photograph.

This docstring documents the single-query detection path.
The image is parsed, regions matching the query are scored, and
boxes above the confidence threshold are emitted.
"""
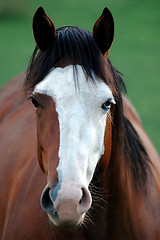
[0,0,160,153]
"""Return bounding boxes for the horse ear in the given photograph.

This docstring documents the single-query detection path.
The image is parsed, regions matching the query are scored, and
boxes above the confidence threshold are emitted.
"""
[33,7,56,50]
[93,7,114,56]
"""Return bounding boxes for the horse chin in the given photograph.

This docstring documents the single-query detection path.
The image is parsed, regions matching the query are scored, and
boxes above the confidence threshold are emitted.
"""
[48,213,85,229]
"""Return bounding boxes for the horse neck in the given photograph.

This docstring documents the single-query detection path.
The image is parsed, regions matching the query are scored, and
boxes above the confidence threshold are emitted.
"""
[100,115,160,239]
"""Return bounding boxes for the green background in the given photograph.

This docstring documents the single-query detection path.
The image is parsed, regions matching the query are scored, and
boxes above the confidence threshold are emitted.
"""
[0,0,160,153]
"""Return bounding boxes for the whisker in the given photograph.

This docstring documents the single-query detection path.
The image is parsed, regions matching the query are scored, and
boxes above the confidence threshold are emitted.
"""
[81,211,96,231]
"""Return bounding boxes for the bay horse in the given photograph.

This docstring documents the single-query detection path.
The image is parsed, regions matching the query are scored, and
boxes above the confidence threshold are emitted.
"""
[0,6,160,240]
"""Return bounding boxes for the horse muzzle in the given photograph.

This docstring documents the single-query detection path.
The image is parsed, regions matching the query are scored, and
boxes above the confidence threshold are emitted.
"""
[40,184,92,228]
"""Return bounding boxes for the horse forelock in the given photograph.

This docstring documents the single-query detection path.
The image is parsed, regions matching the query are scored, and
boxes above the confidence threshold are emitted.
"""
[24,26,115,93]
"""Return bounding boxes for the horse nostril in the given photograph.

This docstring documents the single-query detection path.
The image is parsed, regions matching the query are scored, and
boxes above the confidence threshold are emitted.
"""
[41,186,55,213]
[41,185,92,223]
[79,188,85,204]
[78,187,92,214]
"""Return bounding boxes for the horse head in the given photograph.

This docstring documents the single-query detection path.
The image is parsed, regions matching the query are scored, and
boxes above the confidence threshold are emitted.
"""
[27,6,115,228]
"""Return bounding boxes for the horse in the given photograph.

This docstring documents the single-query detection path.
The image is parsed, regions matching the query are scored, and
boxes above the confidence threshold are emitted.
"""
[0,6,160,240]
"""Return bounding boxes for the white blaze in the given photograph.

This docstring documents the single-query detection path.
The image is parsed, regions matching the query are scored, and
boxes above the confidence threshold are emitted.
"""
[34,65,114,189]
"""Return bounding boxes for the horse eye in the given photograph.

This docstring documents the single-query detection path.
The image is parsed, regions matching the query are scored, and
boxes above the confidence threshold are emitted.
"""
[31,96,40,109]
[102,101,111,111]
[102,98,115,111]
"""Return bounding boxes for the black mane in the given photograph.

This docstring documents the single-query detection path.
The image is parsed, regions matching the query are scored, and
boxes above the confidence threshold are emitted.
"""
[24,26,113,92]
[107,60,151,190]
[25,25,151,190]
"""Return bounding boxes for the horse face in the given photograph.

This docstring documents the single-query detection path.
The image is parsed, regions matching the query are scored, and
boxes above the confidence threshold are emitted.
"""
[33,65,115,227]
